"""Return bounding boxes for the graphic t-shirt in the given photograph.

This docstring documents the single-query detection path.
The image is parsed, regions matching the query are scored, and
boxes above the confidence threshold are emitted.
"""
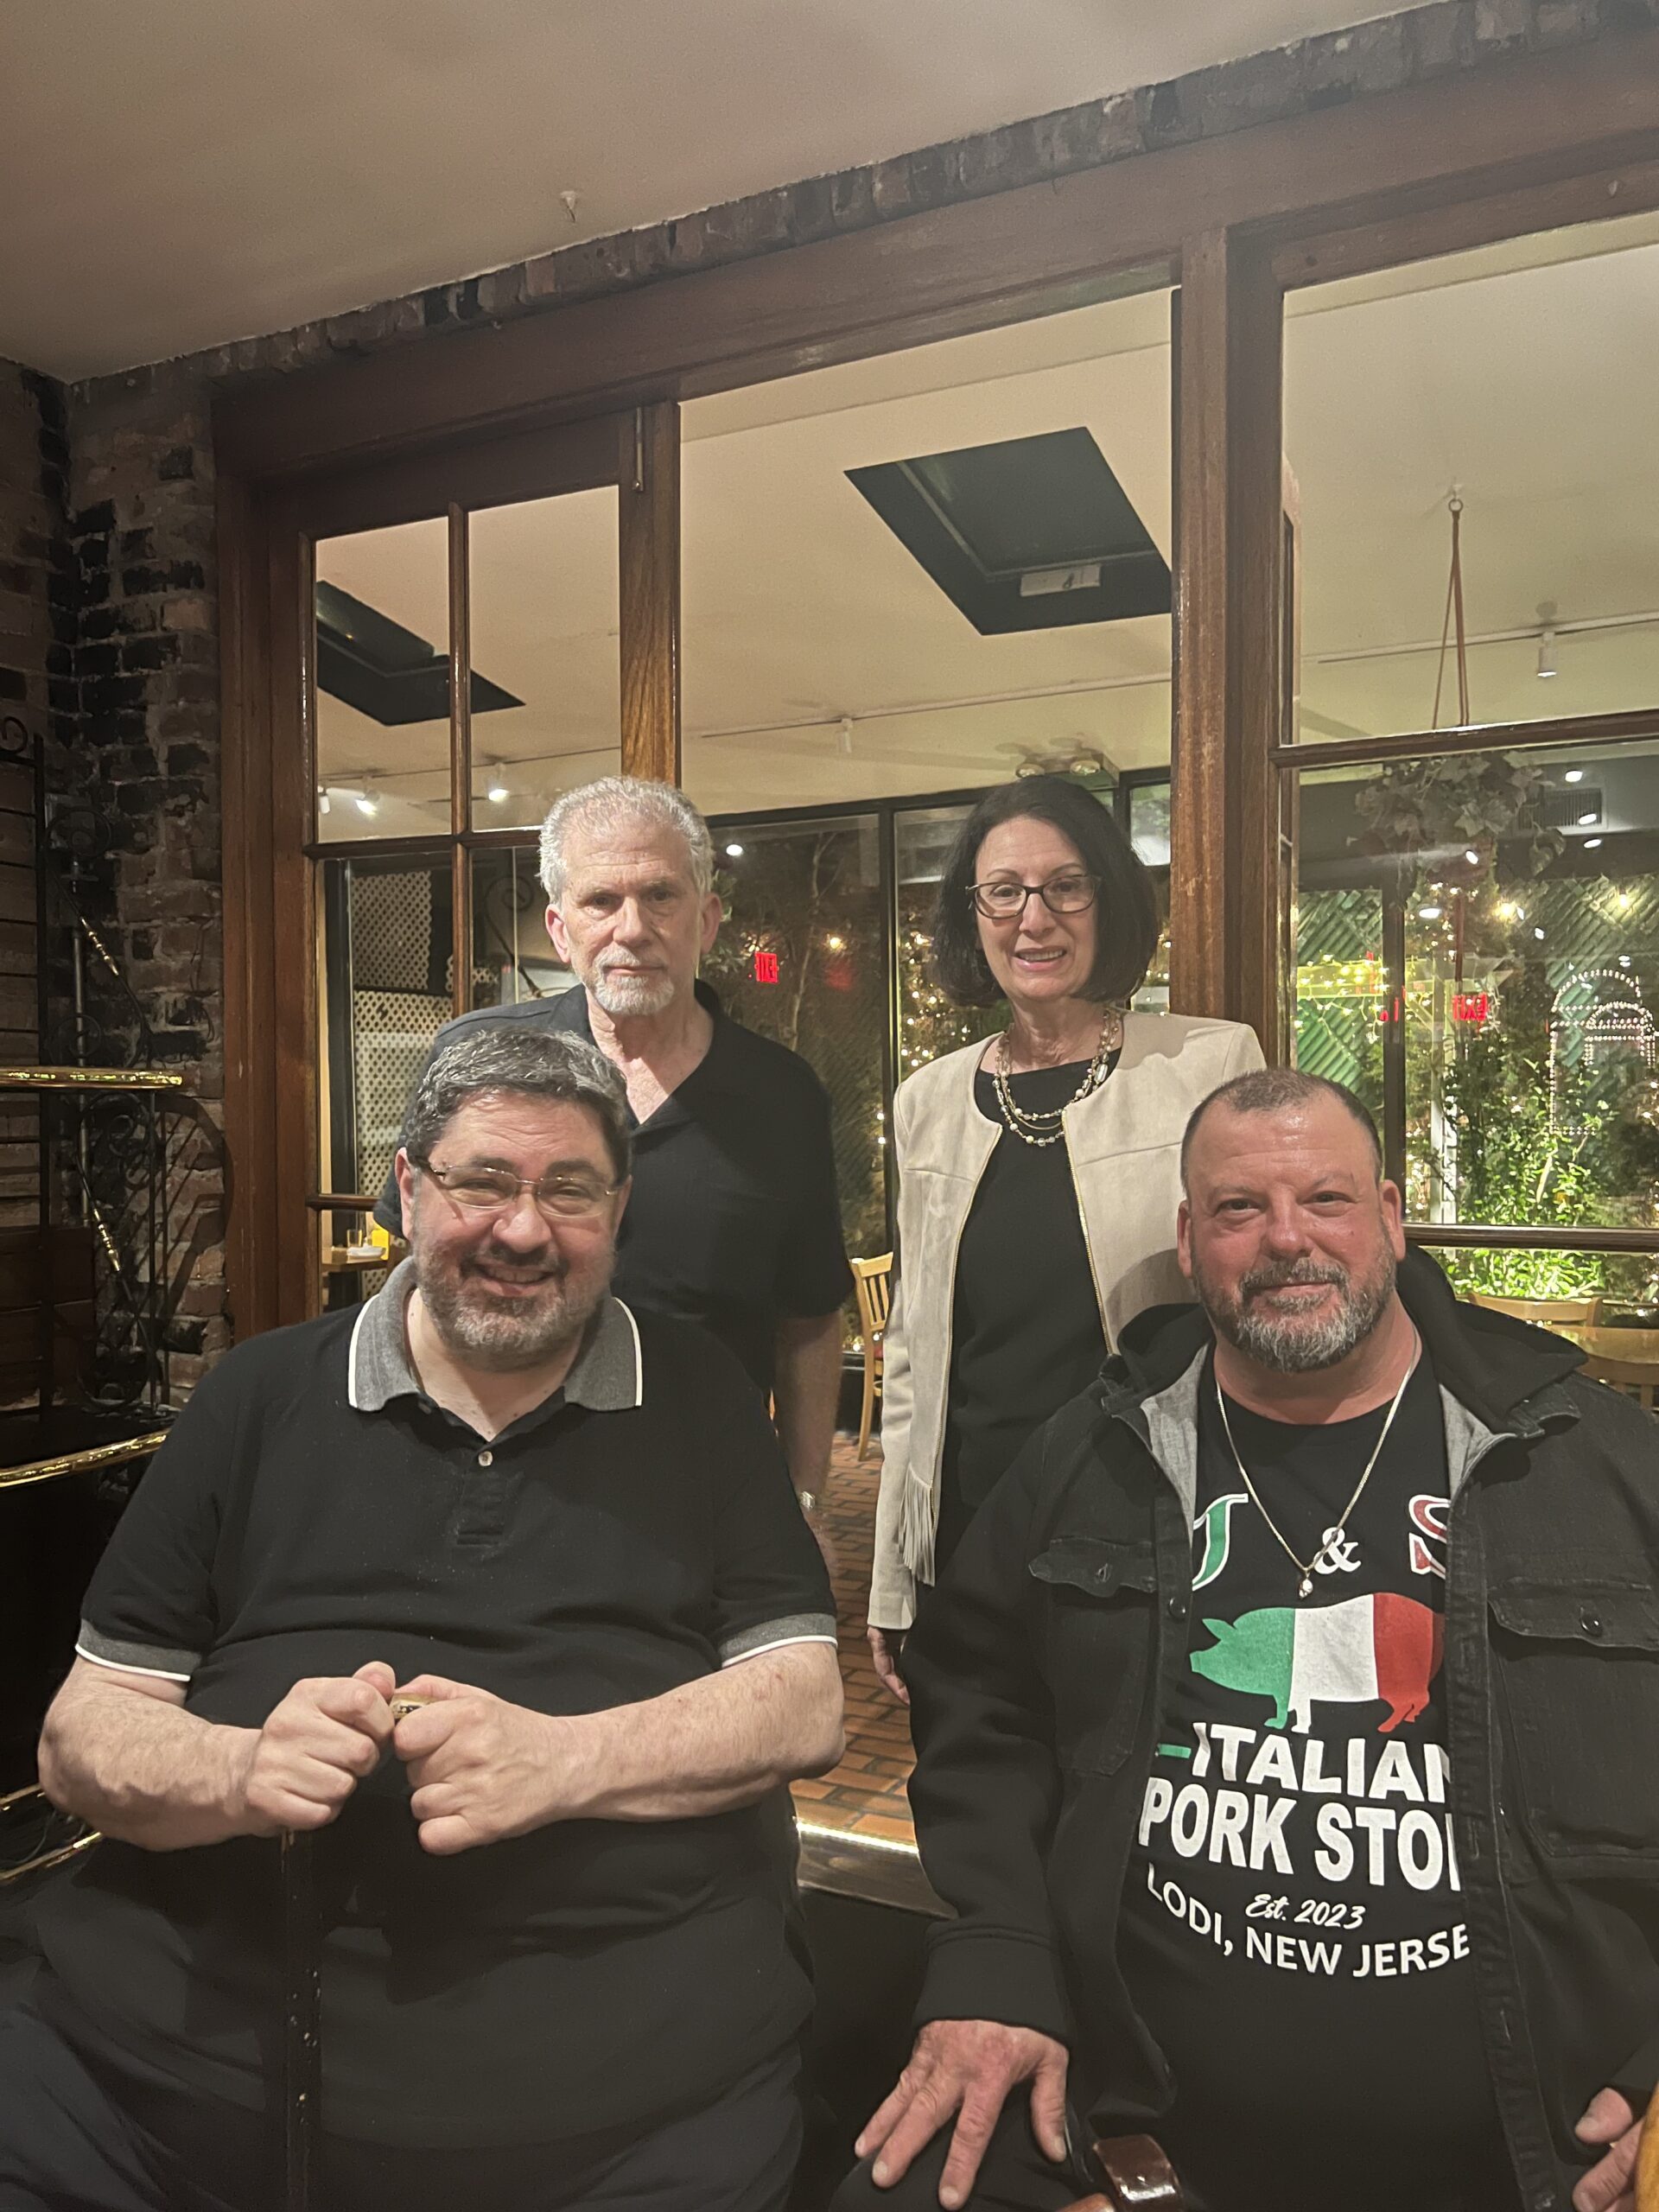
[1117,1351,1516,2212]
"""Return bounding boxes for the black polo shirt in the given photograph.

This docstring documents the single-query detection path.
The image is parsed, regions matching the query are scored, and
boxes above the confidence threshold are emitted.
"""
[372,982,853,1392]
[35,1266,836,2149]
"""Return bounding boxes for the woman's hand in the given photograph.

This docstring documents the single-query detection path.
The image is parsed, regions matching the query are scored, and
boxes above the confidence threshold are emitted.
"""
[868,1625,910,1705]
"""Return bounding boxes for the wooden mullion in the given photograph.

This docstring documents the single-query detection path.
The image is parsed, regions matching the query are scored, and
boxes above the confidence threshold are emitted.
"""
[1272,153,1659,292]
[269,513,319,1324]
[219,471,273,1342]
[1168,232,1285,1048]
[618,402,681,785]
[1169,254,1224,1018]
[217,29,1659,480]
[1279,707,1659,772]
[1226,240,1285,1058]
[448,504,473,1014]
[1405,1224,1659,1252]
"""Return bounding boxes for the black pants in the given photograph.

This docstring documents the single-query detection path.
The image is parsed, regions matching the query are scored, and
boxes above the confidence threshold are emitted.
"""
[0,2002,800,2212]
[829,2102,1089,2212]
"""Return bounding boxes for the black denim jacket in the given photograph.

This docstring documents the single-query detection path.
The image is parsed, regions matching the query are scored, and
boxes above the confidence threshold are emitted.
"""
[904,1253,1659,2212]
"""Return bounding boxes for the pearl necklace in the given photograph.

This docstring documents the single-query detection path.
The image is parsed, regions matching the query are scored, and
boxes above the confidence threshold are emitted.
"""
[992,1007,1124,1147]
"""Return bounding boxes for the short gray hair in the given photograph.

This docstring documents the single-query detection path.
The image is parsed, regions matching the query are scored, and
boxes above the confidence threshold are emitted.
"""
[402,1027,632,1183]
[538,777,715,904]
[1180,1068,1383,1189]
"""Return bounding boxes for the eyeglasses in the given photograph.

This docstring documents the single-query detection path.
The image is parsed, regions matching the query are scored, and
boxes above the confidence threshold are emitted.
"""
[414,1158,622,1222]
[968,873,1100,921]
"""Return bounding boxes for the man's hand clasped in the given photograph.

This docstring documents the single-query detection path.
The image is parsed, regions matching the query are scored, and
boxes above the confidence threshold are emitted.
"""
[233,1663,576,1855]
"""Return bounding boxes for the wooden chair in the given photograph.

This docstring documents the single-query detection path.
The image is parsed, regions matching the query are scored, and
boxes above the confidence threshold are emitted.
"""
[1468,1292,1602,1325]
[1062,2134,1182,2209]
[1641,2081,1659,2212]
[850,1254,893,1462]
[1578,1349,1659,1411]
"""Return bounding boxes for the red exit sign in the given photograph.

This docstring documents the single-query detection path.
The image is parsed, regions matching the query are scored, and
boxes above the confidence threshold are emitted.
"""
[753,950,779,985]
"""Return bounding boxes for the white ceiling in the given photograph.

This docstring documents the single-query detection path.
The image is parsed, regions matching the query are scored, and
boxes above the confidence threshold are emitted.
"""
[315,206,1659,838]
[3,0,1392,379]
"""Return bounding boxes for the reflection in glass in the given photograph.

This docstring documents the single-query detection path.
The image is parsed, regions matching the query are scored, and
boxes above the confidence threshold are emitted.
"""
[1285,210,1659,743]
[467,490,620,831]
[707,817,888,1262]
[470,845,573,1011]
[682,290,1173,815]
[1295,743,1659,1303]
[320,855,454,1200]
[315,520,452,842]
[894,804,1003,1086]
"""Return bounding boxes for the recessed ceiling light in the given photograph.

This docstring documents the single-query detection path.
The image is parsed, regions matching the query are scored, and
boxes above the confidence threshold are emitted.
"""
[1585,837,1604,850]
[1565,769,1585,785]
[1578,810,1600,826]
[1534,926,1547,939]
[1464,849,1479,865]
[725,842,744,859]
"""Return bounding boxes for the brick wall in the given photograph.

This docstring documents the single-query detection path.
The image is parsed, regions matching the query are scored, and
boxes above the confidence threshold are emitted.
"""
[0,362,60,1230]
[54,372,228,1389]
[44,0,1647,1376]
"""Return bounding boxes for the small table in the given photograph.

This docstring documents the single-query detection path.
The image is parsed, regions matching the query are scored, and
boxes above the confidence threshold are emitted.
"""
[1560,1325,1659,1368]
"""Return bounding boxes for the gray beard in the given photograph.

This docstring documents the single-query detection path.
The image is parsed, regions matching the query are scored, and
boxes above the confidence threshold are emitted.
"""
[416,1260,607,1373]
[588,964,677,1018]
[1197,1255,1396,1375]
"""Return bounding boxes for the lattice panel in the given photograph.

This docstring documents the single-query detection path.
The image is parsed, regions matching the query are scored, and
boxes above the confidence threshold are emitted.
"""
[351,870,435,995]
[351,990,450,1198]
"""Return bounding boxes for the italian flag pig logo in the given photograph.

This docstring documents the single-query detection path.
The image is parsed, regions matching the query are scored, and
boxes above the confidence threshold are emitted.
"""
[1189,1592,1443,1735]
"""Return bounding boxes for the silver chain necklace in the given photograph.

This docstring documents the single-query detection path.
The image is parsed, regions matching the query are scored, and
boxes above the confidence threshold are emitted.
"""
[1214,1346,1420,1599]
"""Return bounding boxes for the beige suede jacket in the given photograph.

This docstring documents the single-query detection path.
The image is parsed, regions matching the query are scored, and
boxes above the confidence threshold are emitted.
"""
[868,1010,1264,1631]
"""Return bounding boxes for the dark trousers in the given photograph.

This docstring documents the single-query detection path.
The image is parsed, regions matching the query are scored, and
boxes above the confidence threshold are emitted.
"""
[0,2002,800,2212]
[829,2102,1089,2212]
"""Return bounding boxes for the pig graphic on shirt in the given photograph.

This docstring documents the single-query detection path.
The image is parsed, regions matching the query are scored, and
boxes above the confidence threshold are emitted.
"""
[1189,1592,1443,1733]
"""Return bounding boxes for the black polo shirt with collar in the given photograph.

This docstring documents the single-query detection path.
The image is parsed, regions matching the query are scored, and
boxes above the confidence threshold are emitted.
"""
[35,1263,836,2150]
[372,981,853,1393]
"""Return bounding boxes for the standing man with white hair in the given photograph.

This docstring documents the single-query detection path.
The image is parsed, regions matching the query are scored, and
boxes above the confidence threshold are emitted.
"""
[375,777,852,1515]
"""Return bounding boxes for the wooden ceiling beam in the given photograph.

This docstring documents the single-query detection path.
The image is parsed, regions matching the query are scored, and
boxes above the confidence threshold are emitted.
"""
[218,26,1659,480]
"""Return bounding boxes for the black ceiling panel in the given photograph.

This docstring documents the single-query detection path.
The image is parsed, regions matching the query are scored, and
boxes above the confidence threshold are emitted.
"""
[847,428,1170,635]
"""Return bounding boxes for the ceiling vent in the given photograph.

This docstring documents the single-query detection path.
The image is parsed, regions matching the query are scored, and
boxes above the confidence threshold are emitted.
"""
[847,428,1169,636]
[315,582,521,726]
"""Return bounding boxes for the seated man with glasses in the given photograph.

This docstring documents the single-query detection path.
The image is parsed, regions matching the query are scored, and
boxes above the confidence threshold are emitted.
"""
[3,1027,843,2212]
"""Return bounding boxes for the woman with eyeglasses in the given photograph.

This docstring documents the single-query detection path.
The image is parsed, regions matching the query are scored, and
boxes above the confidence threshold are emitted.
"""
[867,775,1263,1699]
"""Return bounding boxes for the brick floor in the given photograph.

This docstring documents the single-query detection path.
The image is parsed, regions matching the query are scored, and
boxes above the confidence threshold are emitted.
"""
[792,1437,918,1843]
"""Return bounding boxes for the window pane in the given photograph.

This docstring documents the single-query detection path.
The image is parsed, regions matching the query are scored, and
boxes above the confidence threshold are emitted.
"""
[468,489,620,831]
[320,855,454,1197]
[470,844,573,1008]
[894,803,1002,1084]
[707,817,887,1261]
[1296,741,1659,1247]
[1285,209,1659,743]
[315,518,452,841]
[682,289,1172,815]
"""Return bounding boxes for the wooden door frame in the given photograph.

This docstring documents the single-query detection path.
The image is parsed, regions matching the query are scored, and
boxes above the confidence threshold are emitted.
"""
[222,408,679,1337]
[220,23,1659,1335]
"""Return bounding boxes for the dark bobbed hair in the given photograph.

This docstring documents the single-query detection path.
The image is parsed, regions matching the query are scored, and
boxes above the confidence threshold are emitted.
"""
[1180,1069,1383,1188]
[931,776,1161,1009]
